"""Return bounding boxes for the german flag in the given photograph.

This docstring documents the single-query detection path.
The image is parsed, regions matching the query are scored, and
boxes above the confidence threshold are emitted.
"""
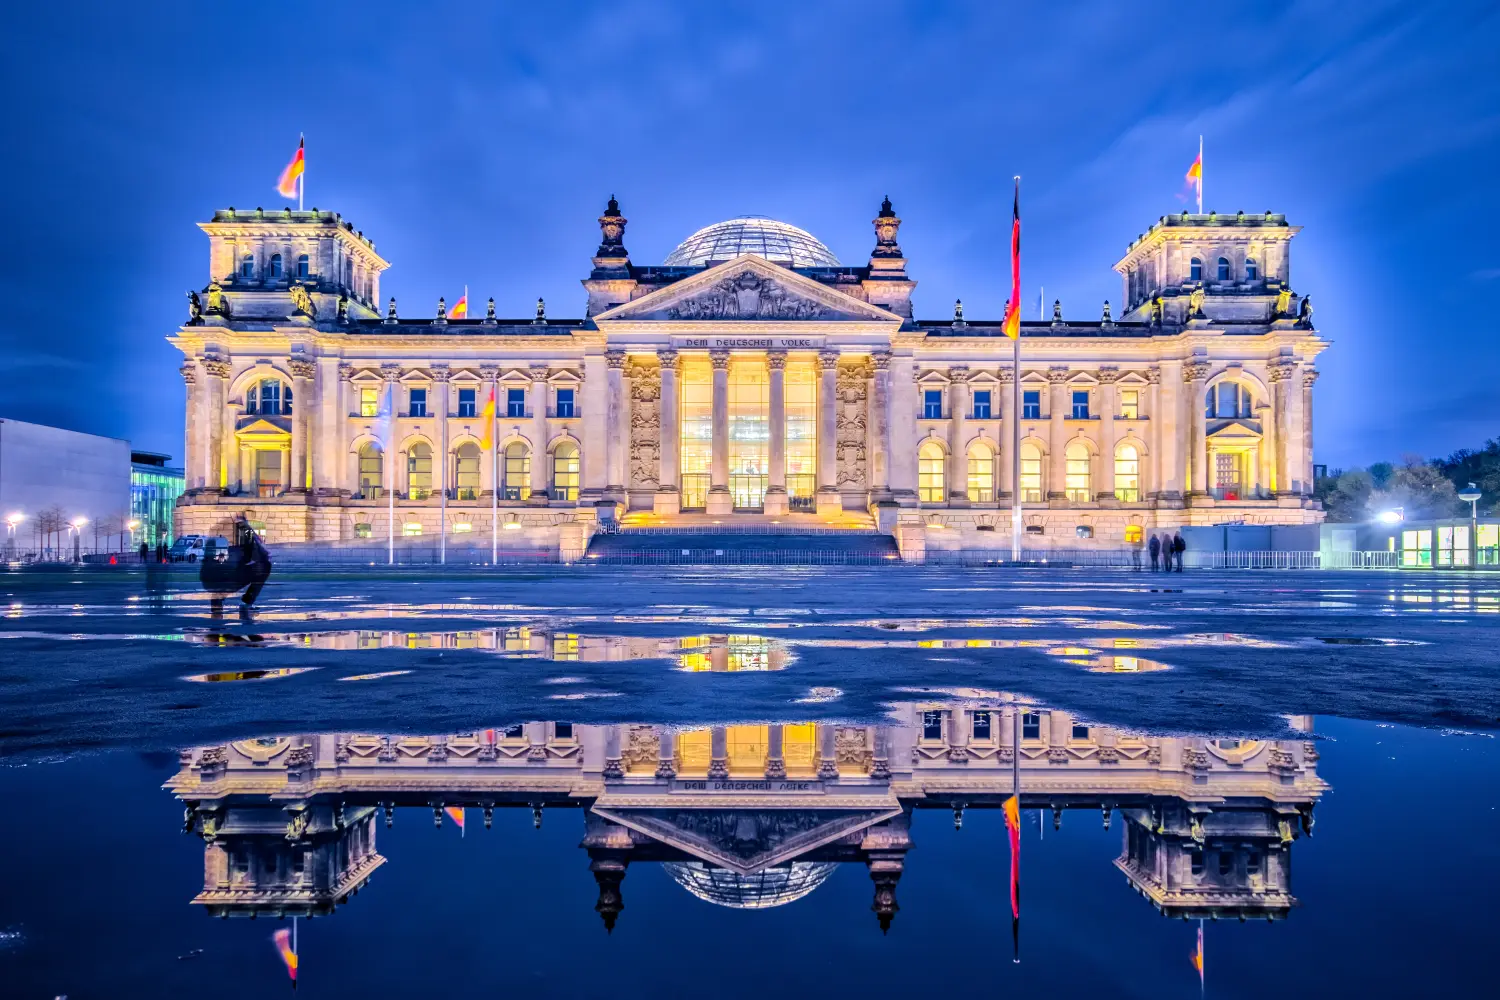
[1002,179,1021,340]
[276,137,304,200]
[450,292,468,320]
[480,387,496,450]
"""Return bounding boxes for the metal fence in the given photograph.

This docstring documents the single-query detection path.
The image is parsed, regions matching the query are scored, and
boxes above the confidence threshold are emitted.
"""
[269,544,558,566]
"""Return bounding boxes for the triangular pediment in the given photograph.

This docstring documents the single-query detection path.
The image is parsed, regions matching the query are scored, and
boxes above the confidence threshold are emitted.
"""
[1207,418,1263,439]
[595,255,901,324]
[590,804,902,875]
[235,418,291,439]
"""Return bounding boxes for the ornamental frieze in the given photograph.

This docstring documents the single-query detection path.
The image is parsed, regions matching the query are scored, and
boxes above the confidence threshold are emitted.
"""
[835,360,869,489]
[666,271,830,320]
[629,360,661,490]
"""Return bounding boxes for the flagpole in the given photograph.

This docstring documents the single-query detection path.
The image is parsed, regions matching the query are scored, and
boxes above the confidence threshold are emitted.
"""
[388,380,395,566]
[1197,135,1203,214]
[491,408,498,565]
[1012,703,1022,963]
[298,133,304,212]
[1009,178,1023,563]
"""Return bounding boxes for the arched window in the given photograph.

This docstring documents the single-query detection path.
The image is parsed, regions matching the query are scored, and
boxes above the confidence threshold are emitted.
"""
[552,442,580,501]
[1217,256,1231,282]
[1019,442,1043,503]
[407,442,433,499]
[1207,381,1253,419]
[1065,441,1092,502]
[1189,257,1203,282]
[918,440,946,502]
[269,253,283,279]
[240,253,254,278]
[246,379,290,416]
[967,442,995,503]
[1115,444,1141,502]
[454,442,480,500]
[296,254,310,278]
[502,442,530,500]
[1244,258,1258,281]
[358,443,383,498]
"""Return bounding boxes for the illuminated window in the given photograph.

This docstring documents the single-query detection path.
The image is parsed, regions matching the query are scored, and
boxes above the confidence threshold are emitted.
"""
[296,253,310,278]
[457,388,476,417]
[358,443,382,497]
[1076,525,1094,538]
[1245,258,1258,281]
[922,710,944,740]
[1124,524,1144,544]
[360,386,379,417]
[1022,389,1041,420]
[269,253,283,279]
[784,361,817,502]
[454,442,479,499]
[972,711,992,740]
[409,387,427,418]
[552,442,579,501]
[503,442,530,500]
[680,359,712,509]
[401,522,422,537]
[728,358,769,509]
[1189,257,1203,282]
[918,440,946,502]
[406,442,432,499]
[1115,444,1141,502]
[354,522,372,538]
[240,254,254,278]
[1071,390,1090,419]
[923,389,943,419]
[1065,440,1092,502]
[1119,389,1139,419]
[967,442,994,502]
[1020,442,1043,502]
[972,390,992,419]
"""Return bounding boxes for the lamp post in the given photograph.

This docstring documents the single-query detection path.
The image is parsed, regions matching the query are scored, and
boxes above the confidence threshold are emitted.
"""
[1458,483,1482,568]
[126,519,141,554]
[4,513,21,562]
[70,516,87,563]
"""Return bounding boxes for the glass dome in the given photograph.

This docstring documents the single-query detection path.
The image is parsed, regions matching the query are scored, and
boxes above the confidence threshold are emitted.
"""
[664,216,840,268]
[661,860,838,909]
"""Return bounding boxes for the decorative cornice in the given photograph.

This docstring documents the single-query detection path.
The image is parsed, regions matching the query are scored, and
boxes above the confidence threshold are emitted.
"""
[431,366,453,384]
[948,366,970,383]
[529,365,550,383]
[870,350,892,372]
[338,363,354,382]
[288,358,316,380]
[203,358,232,379]
[479,366,500,382]
[816,349,841,372]
[997,367,1015,384]
[1145,366,1162,385]
[381,364,403,383]
[1046,366,1071,384]
[179,362,197,385]
[1184,361,1212,382]
[1301,368,1319,388]
[656,348,679,370]
[1096,366,1121,383]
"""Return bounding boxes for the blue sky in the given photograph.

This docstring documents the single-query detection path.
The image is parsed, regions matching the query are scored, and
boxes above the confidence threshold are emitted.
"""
[1,1,1496,468]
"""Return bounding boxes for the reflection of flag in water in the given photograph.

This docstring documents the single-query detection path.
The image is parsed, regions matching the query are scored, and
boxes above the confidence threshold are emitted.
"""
[1003,793,1021,961]
[1192,920,1204,989]
[445,805,465,835]
[272,927,298,986]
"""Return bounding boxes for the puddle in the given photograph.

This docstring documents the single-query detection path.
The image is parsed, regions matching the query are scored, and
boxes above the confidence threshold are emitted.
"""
[182,667,317,683]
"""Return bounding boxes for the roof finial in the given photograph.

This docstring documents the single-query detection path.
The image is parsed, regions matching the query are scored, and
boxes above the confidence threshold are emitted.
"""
[534,297,546,324]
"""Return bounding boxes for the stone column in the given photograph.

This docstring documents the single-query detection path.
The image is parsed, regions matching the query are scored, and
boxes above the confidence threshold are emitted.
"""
[871,726,891,781]
[869,350,892,498]
[708,726,729,779]
[1301,368,1318,495]
[280,442,292,496]
[765,351,788,515]
[289,359,314,493]
[764,724,787,778]
[1097,367,1119,500]
[580,355,606,501]
[655,350,681,514]
[889,354,916,498]
[203,358,231,494]
[1047,368,1069,500]
[383,368,403,499]
[948,367,970,504]
[433,367,451,503]
[602,725,624,780]
[997,368,1015,501]
[947,711,971,762]
[605,349,627,497]
[817,723,839,778]
[707,350,732,515]
[317,359,343,494]
[1145,366,1163,498]
[1156,361,1183,499]
[480,365,500,499]
[529,367,550,503]
[816,350,841,515]
[180,362,202,491]
[656,728,677,779]
[1186,361,1211,497]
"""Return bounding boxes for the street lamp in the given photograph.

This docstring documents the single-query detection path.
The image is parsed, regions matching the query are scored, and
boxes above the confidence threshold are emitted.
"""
[126,519,141,553]
[1458,483,1482,568]
[1376,507,1404,525]
[70,516,87,563]
[4,513,21,562]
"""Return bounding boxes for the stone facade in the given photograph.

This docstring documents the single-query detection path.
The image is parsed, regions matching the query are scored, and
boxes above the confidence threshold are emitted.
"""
[170,199,1326,547]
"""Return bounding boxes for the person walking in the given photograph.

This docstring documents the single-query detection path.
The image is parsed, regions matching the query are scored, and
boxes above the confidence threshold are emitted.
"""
[1172,531,1186,572]
[138,540,149,563]
[1148,533,1161,572]
[200,518,273,618]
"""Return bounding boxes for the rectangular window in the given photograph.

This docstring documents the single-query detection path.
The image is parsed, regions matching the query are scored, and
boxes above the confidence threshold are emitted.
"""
[506,388,526,418]
[1022,390,1041,420]
[971,711,992,741]
[359,387,379,418]
[971,390,992,420]
[784,362,817,503]
[1071,724,1090,740]
[923,389,943,419]
[1191,849,1205,876]
[1119,389,1140,420]
[1022,712,1041,741]
[554,722,574,740]
[1071,390,1090,420]
[457,388,476,417]
[409,387,427,418]
[922,710,944,741]
[680,358,713,510]
[1066,452,1091,502]
[555,387,575,418]
[1020,448,1043,503]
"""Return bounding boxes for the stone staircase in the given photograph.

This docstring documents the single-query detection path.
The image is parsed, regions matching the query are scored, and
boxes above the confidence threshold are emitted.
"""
[583,513,898,564]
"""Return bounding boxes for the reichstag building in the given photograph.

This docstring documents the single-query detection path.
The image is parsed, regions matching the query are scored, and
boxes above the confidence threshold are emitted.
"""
[170,196,1326,550]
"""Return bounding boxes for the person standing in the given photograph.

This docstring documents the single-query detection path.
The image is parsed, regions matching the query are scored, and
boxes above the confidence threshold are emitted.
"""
[1148,533,1161,572]
[138,540,149,563]
[1172,531,1186,572]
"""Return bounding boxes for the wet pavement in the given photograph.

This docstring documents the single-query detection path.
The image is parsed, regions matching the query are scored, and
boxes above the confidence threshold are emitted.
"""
[0,565,1496,994]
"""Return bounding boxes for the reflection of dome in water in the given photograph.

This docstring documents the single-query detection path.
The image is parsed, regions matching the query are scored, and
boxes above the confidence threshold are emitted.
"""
[662,861,838,909]
[664,217,841,268]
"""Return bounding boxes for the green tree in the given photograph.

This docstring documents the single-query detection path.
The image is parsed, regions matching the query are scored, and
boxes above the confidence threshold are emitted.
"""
[1436,439,1500,515]
[1317,468,1375,522]
[1370,455,1462,520]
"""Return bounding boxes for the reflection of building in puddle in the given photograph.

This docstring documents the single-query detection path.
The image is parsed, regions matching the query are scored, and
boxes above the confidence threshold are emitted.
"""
[167,705,1325,929]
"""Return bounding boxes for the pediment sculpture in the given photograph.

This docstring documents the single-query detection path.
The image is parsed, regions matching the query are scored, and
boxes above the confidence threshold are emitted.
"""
[667,271,830,321]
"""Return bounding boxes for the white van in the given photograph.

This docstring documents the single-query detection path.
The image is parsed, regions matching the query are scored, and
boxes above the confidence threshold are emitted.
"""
[169,535,231,562]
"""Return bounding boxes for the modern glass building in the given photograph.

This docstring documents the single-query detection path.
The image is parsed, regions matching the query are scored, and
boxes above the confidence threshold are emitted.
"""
[130,451,184,546]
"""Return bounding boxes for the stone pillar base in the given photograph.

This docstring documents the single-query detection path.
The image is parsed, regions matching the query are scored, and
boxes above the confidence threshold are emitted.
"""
[763,488,789,516]
[527,494,550,507]
[652,489,681,515]
[816,490,844,516]
[706,488,733,516]
[946,493,971,508]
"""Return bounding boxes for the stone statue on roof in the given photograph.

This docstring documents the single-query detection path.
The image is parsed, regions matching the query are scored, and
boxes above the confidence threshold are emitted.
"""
[1150,296,1163,328]
[186,289,203,324]
[1296,294,1313,328]
[1274,286,1293,319]
[1187,287,1206,320]
[289,282,316,319]
[336,291,349,323]
[205,281,229,316]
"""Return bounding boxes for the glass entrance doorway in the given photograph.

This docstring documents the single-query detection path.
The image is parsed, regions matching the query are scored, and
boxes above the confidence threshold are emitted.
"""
[728,357,768,510]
